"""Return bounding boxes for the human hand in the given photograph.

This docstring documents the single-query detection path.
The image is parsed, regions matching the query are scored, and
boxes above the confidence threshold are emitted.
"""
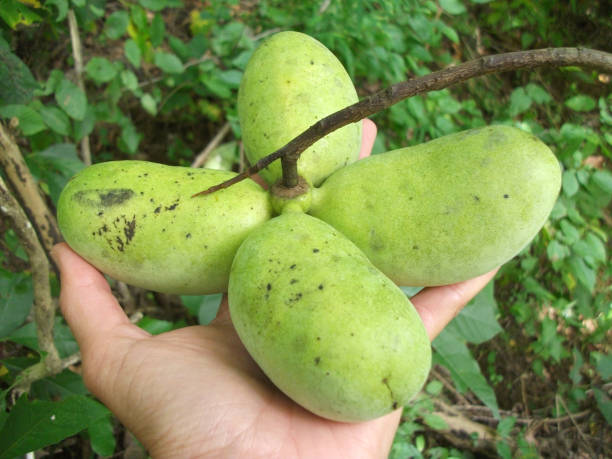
[53,120,498,458]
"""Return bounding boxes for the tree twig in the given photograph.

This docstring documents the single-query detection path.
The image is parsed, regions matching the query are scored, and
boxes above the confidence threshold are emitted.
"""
[67,9,92,166]
[193,47,612,196]
[0,175,62,394]
[0,123,62,255]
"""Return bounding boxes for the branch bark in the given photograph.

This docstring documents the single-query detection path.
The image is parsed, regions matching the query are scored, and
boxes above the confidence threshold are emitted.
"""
[193,47,612,197]
[0,175,62,394]
[0,124,62,255]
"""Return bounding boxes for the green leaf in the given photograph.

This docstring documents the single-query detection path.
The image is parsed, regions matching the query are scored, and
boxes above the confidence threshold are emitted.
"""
[140,93,157,115]
[567,257,596,292]
[86,57,118,84]
[88,415,116,457]
[439,0,467,15]
[124,39,142,68]
[150,12,166,47]
[0,104,46,135]
[45,0,68,21]
[0,0,42,29]
[593,388,612,425]
[433,329,499,418]
[7,317,78,358]
[30,368,89,400]
[120,123,141,153]
[509,87,532,117]
[546,239,570,263]
[25,143,85,205]
[0,39,39,104]
[592,169,612,194]
[154,51,184,74]
[0,395,109,458]
[584,233,606,264]
[595,353,612,380]
[139,0,183,11]
[565,95,596,112]
[525,83,552,105]
[562,170,579,196]
[38,105,71,136]
[137,316,174,334]
[218,69,243,88]
[55,78,87,120]
[422,413,448,430]
[445,280,502,344]
[0,269,33,338]
[104,10,129,39]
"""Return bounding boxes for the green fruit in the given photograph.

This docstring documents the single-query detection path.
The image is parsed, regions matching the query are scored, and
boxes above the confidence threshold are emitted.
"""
[238,31,361,186]
[310,125,562,286]
[228,212,431,422]
[57,160,272,294]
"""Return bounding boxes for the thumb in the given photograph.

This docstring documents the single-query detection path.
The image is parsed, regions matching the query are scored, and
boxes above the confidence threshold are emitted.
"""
[51,243,148,354]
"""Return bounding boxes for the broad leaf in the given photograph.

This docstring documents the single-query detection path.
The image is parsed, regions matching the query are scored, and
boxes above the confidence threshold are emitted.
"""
[0,395,109,458]
[0,38,39,104]
[433,328,500,418]
[88,415,116,456]
[7,317,78,358]
[55,78,87,120]
[444,280,502,344]
[0,269,33,339]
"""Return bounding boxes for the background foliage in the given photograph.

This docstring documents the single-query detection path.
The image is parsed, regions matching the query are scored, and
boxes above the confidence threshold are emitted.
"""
[1,0,610,457]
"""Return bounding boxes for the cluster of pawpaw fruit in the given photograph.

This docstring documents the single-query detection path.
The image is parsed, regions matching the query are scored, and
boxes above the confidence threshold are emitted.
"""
[57,31,562,422]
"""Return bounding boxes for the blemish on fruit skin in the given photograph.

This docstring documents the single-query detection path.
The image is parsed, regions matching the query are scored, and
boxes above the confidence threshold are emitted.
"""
[314,357,321,365]
[318,284,324,290]
[312,248,319,253]
[504,194,510,199]
[186,233,192,239]
[290,264,297,269]
[154,206,161,214]
[290,279,298,284]
[267,283,272,291]
[473,195,480,202]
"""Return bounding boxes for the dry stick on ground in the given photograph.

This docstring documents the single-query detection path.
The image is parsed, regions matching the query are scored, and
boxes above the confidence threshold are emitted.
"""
[0,175,62,394]
[191,122,232,168]
[67,9,91,166]
[0,123,62,255]
[194,47,612,196]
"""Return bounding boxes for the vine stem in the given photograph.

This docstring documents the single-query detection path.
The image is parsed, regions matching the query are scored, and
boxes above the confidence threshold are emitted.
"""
[193,46,612,197]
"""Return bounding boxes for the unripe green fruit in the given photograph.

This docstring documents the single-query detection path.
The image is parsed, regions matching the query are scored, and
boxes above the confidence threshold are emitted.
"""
[57,161,271,294]
[228,212,431,422]
[310,125,562,286]
[238,31,361,186]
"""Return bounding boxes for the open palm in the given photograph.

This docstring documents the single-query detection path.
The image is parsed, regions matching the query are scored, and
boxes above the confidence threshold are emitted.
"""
[53,121,497,458]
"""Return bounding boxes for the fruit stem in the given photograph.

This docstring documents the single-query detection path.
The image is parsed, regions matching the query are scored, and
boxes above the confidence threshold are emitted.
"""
[281,154,299,188]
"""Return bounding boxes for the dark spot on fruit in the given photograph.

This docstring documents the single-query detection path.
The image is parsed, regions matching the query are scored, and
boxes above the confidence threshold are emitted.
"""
[412,245,418,250]
[154,206,161,214]
[186,233,191,239]
[124,216,136,243]
[392,401,398,409]
[166,201,179,211]
[350,332,355,336]
[290,264,296,269]
[325,371,330,376]
[504,194,510,199]
[267,283,272,291]
[314,357,320,365]
[290,279,298,284]
[116,236,124,252]
[318,284,324,290]
[73,188,134,207]
[473,195,480,202]
[312,248,319,253]
[97,211,104,216]
[316,336,321,341]
[149,198,154,203]
[310,60,314,65]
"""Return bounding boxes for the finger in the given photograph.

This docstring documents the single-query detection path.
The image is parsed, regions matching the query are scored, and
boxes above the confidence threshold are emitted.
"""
[411,268,499,341]
[51,243,148,352]
[359,118,377,159]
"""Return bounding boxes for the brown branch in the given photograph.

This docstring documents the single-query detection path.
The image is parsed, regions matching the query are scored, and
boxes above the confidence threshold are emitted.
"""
[0,123,62,255]
[0,175,62,394]
[193,47,612,197]
[67,9,92,166]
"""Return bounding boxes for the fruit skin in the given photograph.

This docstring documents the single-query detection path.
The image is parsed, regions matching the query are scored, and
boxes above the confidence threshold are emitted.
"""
[228,212,431,422]
[310,125,562,286]
[57,160,272,294]
[238,31,361,187]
